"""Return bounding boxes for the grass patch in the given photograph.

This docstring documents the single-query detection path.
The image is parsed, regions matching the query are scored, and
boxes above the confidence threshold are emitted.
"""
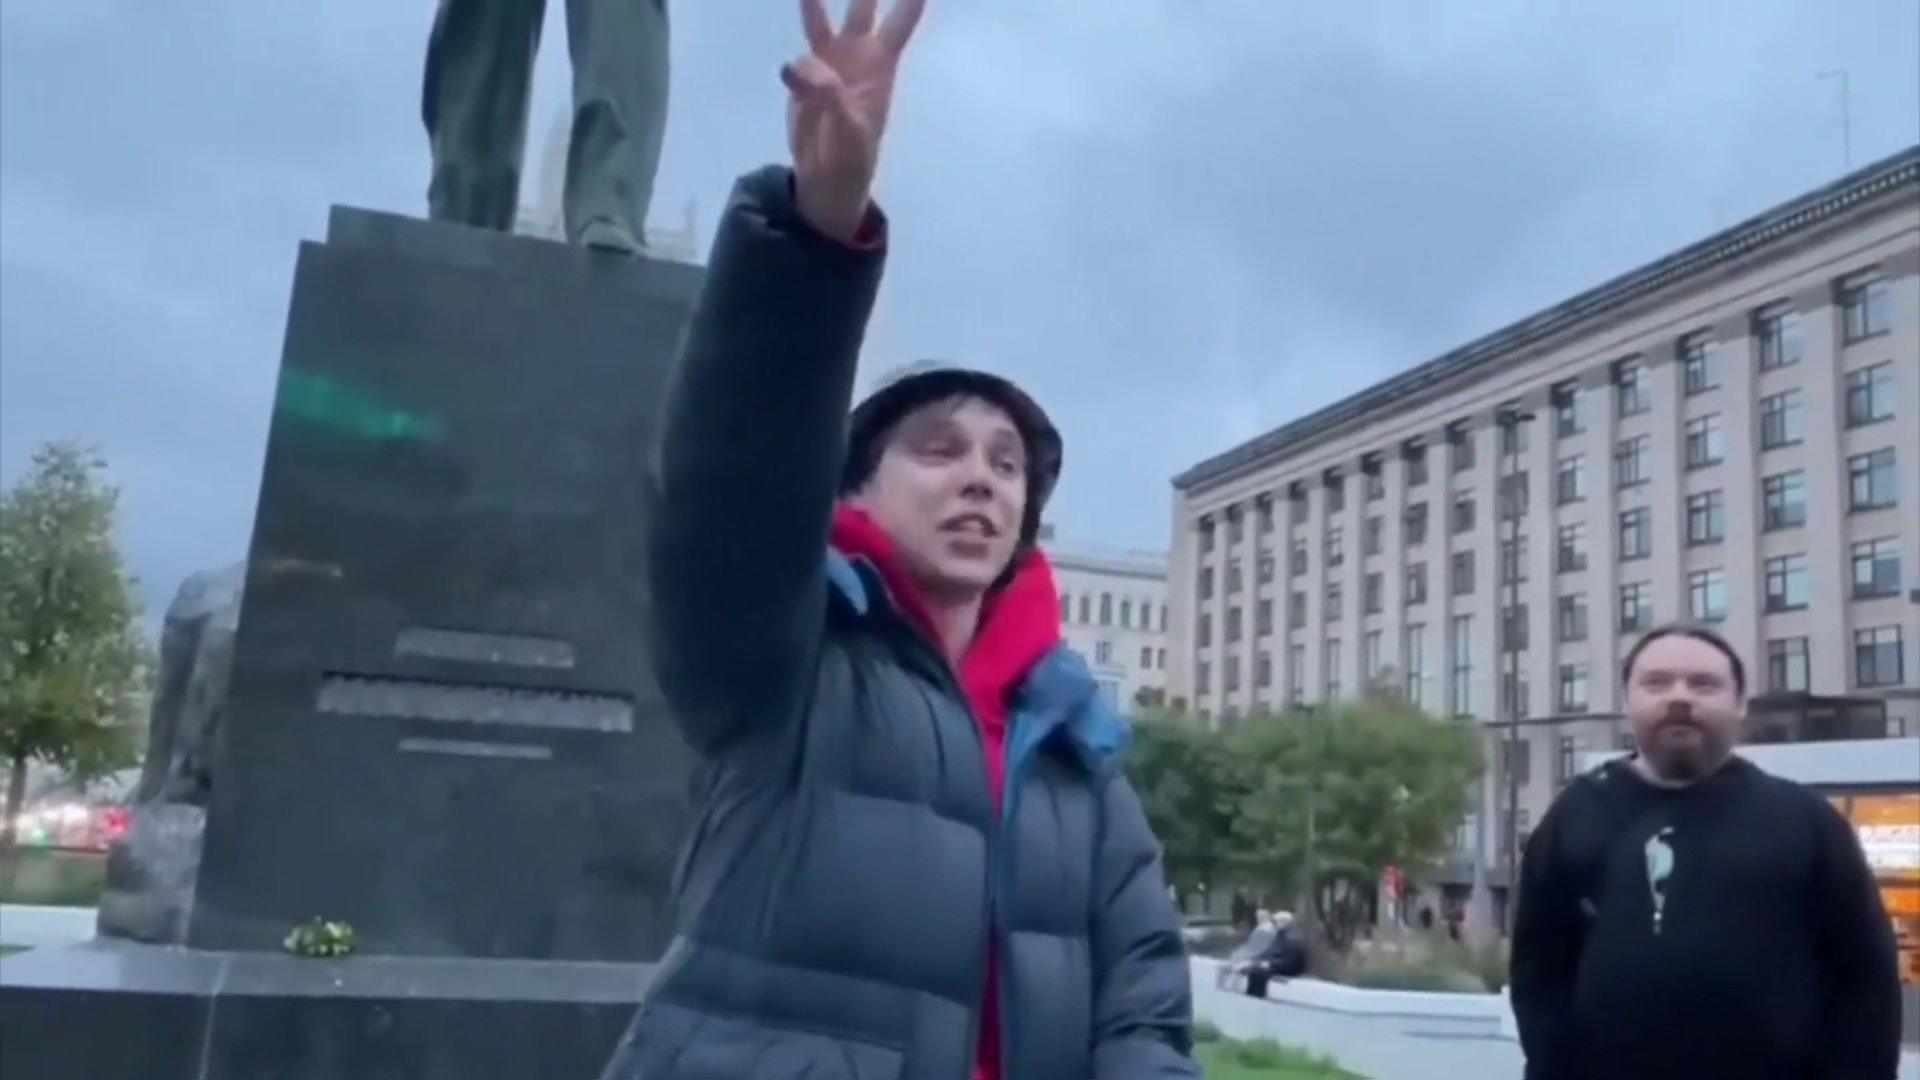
[1195,1036,1360,1079]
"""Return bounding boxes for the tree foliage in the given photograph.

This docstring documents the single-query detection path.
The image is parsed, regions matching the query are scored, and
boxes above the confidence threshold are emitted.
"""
[1124,692,1483,954]
[0,442,148,846]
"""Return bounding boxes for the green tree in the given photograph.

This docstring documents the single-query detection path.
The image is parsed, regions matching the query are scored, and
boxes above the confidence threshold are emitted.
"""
[0,442,148,851]
[1222,697,1482,953]
[1126,711,1234,903]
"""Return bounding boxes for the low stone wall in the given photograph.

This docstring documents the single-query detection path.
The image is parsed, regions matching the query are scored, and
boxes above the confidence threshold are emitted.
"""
[1190,957,1920,1080]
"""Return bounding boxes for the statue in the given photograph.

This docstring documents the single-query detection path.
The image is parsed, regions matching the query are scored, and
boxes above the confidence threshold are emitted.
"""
[422,0,670,254]
[96,563,243,944]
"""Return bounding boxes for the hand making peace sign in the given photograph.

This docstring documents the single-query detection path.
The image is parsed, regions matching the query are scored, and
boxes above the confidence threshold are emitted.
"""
[782,0,929,242]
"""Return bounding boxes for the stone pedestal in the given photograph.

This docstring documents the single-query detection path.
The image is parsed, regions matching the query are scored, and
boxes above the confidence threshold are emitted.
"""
[1,209,701,1078]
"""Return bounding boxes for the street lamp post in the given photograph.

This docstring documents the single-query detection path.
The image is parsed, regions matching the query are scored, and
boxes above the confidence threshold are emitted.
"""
[1497,406,1535,935]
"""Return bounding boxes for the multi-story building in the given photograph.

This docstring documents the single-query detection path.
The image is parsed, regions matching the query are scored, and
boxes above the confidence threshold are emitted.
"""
[1046,528,1170,715]
[1168,146,1920,921]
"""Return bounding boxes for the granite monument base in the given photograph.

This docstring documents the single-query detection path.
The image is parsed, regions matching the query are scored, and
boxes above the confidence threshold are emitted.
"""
[0,940,648,1079]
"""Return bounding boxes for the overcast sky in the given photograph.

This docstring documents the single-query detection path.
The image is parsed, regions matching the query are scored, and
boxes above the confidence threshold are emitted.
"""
[3,0,1917,626]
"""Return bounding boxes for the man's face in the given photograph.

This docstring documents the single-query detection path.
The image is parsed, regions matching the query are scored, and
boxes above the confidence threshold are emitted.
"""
[853,395,1028,603]
[1623,635,1745,783]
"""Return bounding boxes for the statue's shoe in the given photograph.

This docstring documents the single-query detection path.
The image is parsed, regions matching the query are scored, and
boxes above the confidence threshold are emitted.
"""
[575,218,641,255]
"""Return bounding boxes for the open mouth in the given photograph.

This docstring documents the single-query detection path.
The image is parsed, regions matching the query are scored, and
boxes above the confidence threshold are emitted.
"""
[940,513,1000,539]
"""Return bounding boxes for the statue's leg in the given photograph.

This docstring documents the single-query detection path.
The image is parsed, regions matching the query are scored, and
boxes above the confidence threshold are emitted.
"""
[561,0,669,250]
[422,0,548,230]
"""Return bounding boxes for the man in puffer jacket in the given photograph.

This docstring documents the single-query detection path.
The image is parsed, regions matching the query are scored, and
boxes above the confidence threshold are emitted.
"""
[599,1,1199,1077]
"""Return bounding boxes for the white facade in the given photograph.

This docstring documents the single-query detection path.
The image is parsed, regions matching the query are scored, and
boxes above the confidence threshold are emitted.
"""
[1046,536,1169,717]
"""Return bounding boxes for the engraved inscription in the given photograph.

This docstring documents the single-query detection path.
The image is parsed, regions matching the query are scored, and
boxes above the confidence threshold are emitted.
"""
[318,674,632,732]
[395,627,577,669]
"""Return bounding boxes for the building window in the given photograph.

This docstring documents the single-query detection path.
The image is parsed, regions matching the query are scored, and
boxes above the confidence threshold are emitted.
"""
[1684,415,1725,469]
[1451,551,1476,596]
[1197,614,1212,648]
[1256,598,1274,636]
[1404,502,1429,545]
[1060,593,1072,624]
[1096,640,1114,665]
[1121,599,1134,628]
[1257,553,1275,585]
[1616,436,1650,487]
[1100,593,1114,625]
[1225,656,1241,693]
[1502,603,1530,651]
[1500,412,1529,455]
[1157,647,1166,668]
[1363,573,1383,614]
[1681,334,1720,395]
[1759,390,1804,449]
[1619,507,1652,560]
[1615,357,1650,416]
[1449,615,1474,717]
[1557,522,1589,573]
[1848,449,1897,511]
[1159,605,1169,632]
[1289,486,1309,525]
[1290,537,1308,576]
[1557,665,1590,713]
[1450,425,1476,473]
[1256,497,1275,537]
[1226,564,1243,596]
[1079,596,1091,624]
[1500,535,1528,585]
[1407,445,1430,488]
[1365,469,1386,502]
[1364,515,1384,556]
[1226,607,1243,644]
[1855,627,1904,688]
[1326,526,1346,567]
[1141,645,1153,669]
[1195,661,1210,694]
[1685,490,1726,546]
[1287,645,1305,705]
[1406,562,1429,605]
[1840,271,1892,343]
[1326,477,1347,514]
[1553,380,1585,437]
[1288,591,1307,629]
[1687,569,1728,623]
[1499,471,1530,520]
[1255,653,1272,689]
[1404,624,1428,709]
[1767,638,1810,692]
[1852,537,1902,599]
[1326,581,1343,620]
[1363,631,1383,683]
[1325,644,1342,701]
[1619,582,1653,633]
[1556,455,1586,505]
[1501,738,1533,787]
[1763,553,1810,612]
[1200,520,1215,554]
[1557,594,1589,643]
[1451,493,1476,534]
[1762,470,1808,530]
[1846,362,1896,427]
[1227,508,1244,545]
[1756,305,1803,370]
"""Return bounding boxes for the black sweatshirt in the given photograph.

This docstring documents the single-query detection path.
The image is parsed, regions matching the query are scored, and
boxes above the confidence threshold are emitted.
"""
[1511,755,1902,1080]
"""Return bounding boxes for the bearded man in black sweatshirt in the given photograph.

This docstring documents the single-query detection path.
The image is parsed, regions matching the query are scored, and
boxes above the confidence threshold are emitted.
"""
[1510,623,1903,1080]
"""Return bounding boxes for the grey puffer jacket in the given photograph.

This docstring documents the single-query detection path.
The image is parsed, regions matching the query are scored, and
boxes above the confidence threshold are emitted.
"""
[600,167,1198,1080]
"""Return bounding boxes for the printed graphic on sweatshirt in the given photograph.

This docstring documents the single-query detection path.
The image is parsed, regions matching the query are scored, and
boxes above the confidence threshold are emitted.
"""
[1645,826,1675,935]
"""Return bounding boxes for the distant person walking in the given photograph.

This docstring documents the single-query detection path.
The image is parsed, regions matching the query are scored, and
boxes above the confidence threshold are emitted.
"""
[1510,624,1901,1080]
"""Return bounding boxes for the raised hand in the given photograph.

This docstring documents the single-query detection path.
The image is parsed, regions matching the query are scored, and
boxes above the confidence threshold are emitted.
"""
[782,0,929,242]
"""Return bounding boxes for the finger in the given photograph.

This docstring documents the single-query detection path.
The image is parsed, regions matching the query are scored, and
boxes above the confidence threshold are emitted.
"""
[781,54,844,100]
[878,0,927,52]
[799,0,833,52]
[844,0,879,37]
